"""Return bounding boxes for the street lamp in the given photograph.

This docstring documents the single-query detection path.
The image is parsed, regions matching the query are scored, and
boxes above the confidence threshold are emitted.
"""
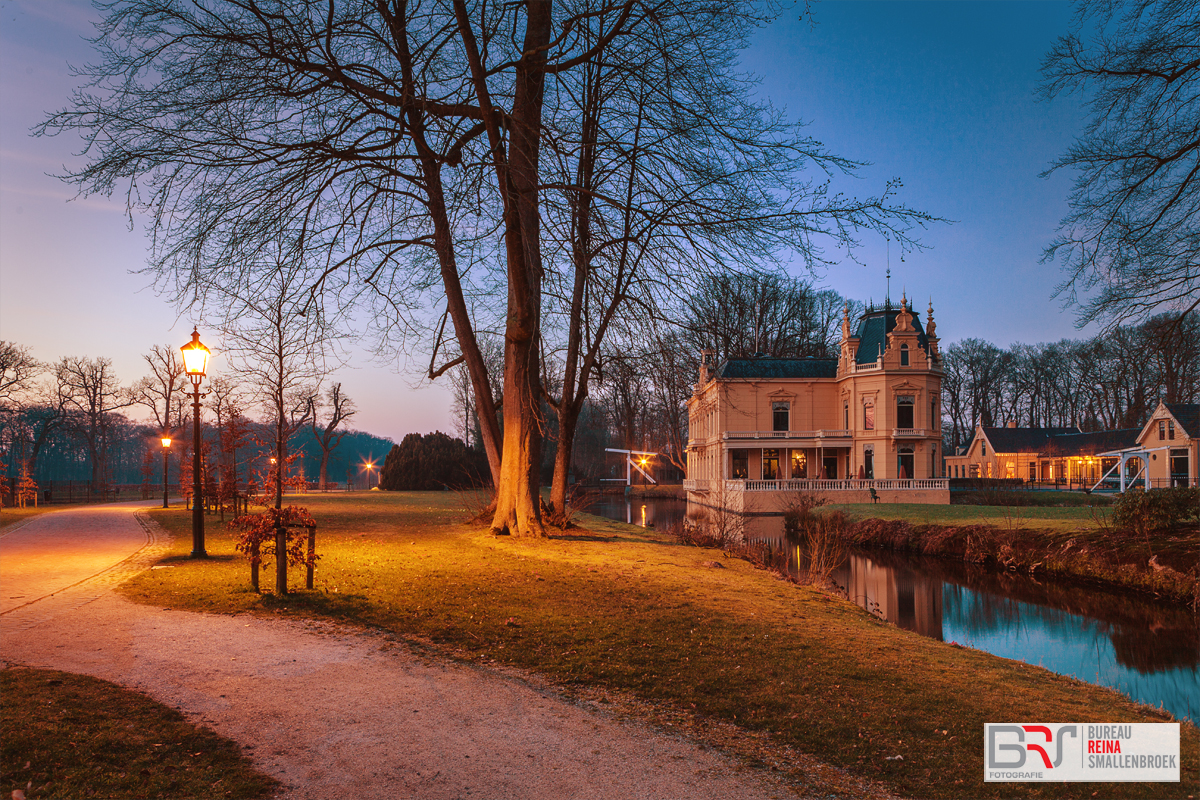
[362,459,377,490]
[161,435,172,509]
[181,328,211,558]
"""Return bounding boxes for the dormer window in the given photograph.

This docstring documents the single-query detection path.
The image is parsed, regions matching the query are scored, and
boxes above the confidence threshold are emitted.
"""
[900,343,910,366]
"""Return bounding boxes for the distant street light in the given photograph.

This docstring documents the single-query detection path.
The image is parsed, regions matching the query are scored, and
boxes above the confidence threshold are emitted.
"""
[180,328,211,558]
[362,459,377,490]
[161,435,172,509]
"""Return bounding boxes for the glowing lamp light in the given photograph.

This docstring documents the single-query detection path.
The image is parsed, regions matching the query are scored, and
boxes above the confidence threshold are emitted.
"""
[180,328,211,384]
[161,436,172,449]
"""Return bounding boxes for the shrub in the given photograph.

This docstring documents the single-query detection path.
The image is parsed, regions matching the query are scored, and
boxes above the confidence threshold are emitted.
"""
[1110,487,1200,534]
[378,431,490,491]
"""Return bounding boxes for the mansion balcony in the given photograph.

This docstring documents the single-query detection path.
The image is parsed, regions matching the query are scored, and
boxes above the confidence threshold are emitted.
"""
[719,429,853,443]
[684,477,950,512]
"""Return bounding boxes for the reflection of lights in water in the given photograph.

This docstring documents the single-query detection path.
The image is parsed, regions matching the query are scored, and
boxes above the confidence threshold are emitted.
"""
[641,504,647,526]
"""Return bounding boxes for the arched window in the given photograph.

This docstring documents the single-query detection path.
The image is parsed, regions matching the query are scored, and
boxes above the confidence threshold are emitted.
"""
[900,343,910,366]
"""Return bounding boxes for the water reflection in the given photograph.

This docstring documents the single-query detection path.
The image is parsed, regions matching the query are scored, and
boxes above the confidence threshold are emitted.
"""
[585,499,1198,722]
[583,496,688,530]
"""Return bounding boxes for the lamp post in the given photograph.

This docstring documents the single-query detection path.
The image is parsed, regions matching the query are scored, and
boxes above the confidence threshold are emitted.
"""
[362,460,376,490]
[180,328,211,558]
[161,436,172,509]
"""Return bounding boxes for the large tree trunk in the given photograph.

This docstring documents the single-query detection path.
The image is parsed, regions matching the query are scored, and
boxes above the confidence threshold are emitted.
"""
[473,1,552,537]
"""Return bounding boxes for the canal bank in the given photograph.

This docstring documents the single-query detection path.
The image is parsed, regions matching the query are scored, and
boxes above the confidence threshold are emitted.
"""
[834,515,1198,606]
[585,496,1198,723]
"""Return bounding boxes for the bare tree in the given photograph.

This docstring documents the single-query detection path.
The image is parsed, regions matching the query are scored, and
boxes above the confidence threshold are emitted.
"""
[131,344,185,434]
[55,356,133,490]
[208,249,329,511]
[208,375,253,502]
[309,383,357,490]
[686,273,849,362]
[0,342,42,405]
[1041,0,1200,326]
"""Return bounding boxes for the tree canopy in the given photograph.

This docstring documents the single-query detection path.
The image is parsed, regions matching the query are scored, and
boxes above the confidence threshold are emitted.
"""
[1042,0,1200,327]
[41,1,935,534]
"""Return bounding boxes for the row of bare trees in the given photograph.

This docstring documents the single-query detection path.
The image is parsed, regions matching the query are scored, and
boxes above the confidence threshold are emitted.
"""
[940,312,1199,453]
[0,340,360,498]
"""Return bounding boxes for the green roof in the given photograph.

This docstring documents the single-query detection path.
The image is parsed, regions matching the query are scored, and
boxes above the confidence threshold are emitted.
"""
[853,305,930,364]
[716,357,839,379]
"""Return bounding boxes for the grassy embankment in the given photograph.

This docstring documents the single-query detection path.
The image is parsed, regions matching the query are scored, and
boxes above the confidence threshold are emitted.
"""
[827,503,1198,605]
[120,492,1198,800]
[1,667,278,799]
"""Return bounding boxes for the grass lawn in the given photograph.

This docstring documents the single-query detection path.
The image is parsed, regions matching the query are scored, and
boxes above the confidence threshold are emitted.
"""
[125,492,1197,800]
[0,506,56,532]
[830,502,1109,533]
[1,666,278,799]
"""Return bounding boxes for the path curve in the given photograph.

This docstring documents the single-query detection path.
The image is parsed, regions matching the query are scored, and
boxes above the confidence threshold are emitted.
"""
[0,502,824,800]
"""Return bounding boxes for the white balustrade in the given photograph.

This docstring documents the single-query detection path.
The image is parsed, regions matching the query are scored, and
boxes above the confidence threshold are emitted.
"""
[722,429,853,441]
[720,478,949,492]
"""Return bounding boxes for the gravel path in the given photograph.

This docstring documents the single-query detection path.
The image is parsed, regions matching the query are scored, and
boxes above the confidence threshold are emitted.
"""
[0,502,889,800]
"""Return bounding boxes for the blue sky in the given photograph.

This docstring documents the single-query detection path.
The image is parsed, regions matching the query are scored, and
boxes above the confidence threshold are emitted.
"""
[0,0,1092,443]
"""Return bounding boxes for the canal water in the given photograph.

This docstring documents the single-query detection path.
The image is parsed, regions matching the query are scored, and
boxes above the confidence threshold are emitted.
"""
[583,495,1198,723]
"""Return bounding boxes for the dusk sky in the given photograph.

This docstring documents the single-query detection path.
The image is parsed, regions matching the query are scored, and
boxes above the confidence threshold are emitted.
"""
[1,0,1091,444]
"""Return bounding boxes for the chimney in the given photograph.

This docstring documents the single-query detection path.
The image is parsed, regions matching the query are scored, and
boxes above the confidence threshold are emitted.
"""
[1007,421,1017,429]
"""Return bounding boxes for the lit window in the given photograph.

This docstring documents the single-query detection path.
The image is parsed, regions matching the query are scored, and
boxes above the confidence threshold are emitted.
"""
[732,451,748,479]
[790,450,807,478]
[762,449,779,480]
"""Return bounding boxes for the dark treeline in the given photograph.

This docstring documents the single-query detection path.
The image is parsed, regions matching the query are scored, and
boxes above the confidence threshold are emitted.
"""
[2,405,391,495]
[0,342,391,499]
[940,312,1199,453]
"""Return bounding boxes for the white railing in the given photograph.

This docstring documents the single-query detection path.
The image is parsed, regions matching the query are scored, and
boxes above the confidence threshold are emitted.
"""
[682,479,711,491]
[849,360,883,372]
[722,429,853,441]
[725,479,949,492]
[891,428,928,437]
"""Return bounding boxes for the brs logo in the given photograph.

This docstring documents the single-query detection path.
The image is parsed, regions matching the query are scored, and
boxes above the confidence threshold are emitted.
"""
[988,725,1078,769]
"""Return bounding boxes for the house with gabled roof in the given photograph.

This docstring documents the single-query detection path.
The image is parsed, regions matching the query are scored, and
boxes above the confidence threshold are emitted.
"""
[1097,401,1199,490]
[685,295,949,512]
[944,423,1139,487]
